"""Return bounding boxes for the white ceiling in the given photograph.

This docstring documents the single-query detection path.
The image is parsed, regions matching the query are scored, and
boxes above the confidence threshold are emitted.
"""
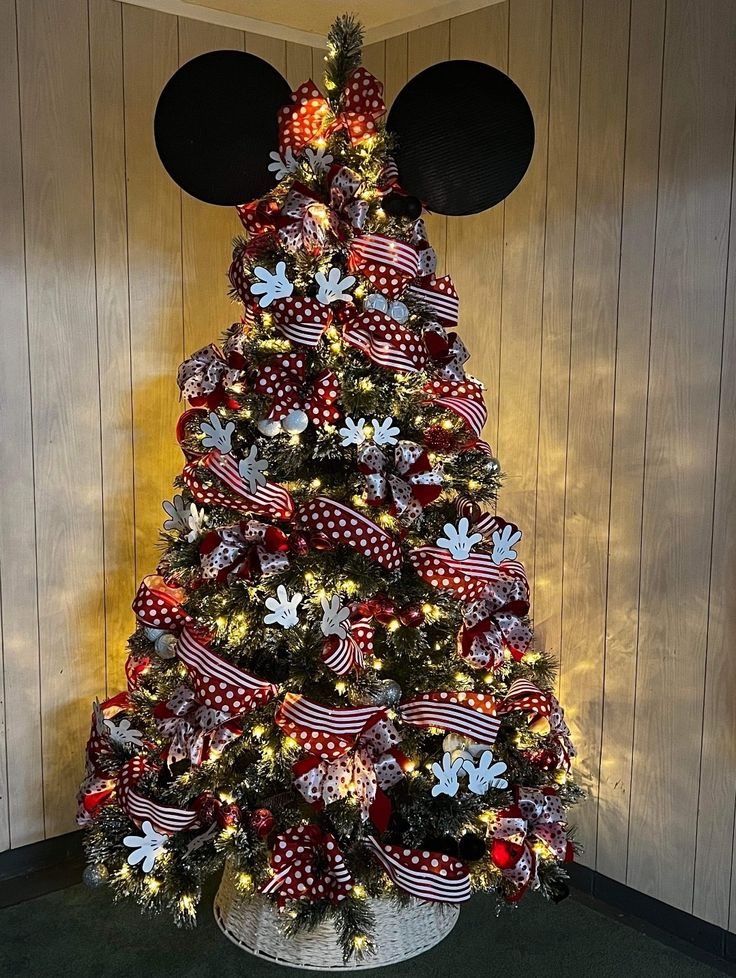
[123,0,504,47]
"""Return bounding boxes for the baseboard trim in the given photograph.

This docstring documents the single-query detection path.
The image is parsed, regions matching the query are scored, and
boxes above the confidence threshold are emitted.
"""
[568,863,736,971]
[1,834,735,970]
[0,830,83,908]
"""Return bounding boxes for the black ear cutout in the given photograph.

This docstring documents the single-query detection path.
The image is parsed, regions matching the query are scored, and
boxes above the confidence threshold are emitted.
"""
[154,50,292,206]
[386,60,535,216]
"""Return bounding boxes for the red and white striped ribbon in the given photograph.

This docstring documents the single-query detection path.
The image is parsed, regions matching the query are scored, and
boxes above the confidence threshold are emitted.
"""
[321,618,374,675]
[343,310,428,373]
[406,275,459,327]
[348,233,419,298]
[424,377,488,435]
[177,626,278,716]
[117,758,199,835]
[183,450,295,520]
[298,496,403,570]
[409,545,527,602]
[364,837,472,903]
[399,690,500,744]
[271,296,332,347]
[275,692,383,759]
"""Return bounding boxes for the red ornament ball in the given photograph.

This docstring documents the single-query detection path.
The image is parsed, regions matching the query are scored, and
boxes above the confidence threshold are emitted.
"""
[310,532,334,551]
[398,603,425,627]
[423,425,456,451]
[216,802,241,829]
[490,838,524,871]
[249,808,275,838]
[193,792,218,826]
[288,531,310,556]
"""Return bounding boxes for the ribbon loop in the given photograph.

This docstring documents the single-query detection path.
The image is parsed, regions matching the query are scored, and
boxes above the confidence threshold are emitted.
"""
[262,825,353,906]
[298,496,402,570]
[198,521,290,582]
[399,690,500,744]
[364,837,472,903]
[343,310,427,373]
[358,441,443,524]
[177,344,246,410]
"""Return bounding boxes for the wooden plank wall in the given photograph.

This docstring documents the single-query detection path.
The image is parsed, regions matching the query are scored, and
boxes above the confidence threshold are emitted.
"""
[1,0,735,933]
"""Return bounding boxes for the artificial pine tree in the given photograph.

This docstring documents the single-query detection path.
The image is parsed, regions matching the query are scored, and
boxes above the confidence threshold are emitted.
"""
[78,15,581,961]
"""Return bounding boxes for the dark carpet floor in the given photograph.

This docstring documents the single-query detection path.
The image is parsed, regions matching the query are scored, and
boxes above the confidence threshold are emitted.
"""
[0,878,731,978]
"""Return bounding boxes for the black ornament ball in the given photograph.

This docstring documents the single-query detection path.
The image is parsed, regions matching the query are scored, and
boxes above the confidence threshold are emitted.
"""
[423,834,460,858]
[82,863,109,888]
[382,191,422,221]
[458,832,487,862]
[155,50,291,205]
[550,880,571,904]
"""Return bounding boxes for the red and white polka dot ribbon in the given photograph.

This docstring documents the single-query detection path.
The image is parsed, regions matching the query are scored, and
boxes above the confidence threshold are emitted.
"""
[183,450,295,521]
[348,233,419,298]
[412,219,437,277]
[490,787,572,899]
[271,296,332,346]
[399,690,501,745]
[176,625,278,717]
[116,757,199,835]
[343,309,428,372]
[278,68,385,157]
[274,692,384,758]
[261,825,353,906]
[409,545,527,602]
[458,577,532,670]
[76,693,130,825]
[298,496,403,570]
[423,376,488,435]
[132,575,190,629]
[254,353,341,426]
[423,323,470,382]
[364,837,472,904]
[321,616,374,675]
[406,274,459,328]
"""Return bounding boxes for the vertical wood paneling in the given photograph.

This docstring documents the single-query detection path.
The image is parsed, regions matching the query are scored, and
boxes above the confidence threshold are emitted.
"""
[628,0,736,912]
[596,0,666,883]
[495,0,551,579]
[557,0,630,864]
[383,35,408,107]
[533,0,581,663]
[446,3,508,459]
[407,22,449,270]
[17,0,105,837]
[178,18,244,353]
[0,0,43,848]
[361,42,386,83]
[700,113,736,931]
[88,0,136,687]
[123,5,182,580]
[245,32,286,74]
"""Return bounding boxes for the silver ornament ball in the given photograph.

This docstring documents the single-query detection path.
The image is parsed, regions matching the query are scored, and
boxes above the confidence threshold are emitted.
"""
[82,863,109,888]
[257,418,282,438]
[154,633,177,659]
[486,456,501,477]
[372,679,402,708]
[442,732,468,753]
[282,410,309,434]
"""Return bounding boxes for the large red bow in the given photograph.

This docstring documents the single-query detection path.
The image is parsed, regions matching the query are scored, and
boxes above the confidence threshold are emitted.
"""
[290,712,405,831]
[261,825,353,906]
[76,693,130,825]
[490,787,573,900]
[498,679,576,771]
[458,577,532,670]
[177,344,247,410]
[357,441,443,524]
[254,352,341,426]
[278,68,384,156]
[154,684,242,767]
[198,521,289,582]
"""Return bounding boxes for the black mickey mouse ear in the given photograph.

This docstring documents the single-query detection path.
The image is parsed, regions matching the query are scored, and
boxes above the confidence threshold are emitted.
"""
[386,60,534,216]
[154,50,292,206]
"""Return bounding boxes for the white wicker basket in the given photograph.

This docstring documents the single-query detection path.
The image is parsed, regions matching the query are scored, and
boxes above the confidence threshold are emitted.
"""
[214,859,461,970]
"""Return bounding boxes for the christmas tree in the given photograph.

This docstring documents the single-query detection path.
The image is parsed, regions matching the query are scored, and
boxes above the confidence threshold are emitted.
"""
[78,16,581,960]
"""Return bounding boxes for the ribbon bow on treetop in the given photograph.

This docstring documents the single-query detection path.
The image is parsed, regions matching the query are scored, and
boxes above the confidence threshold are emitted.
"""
[278,68,385,157]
